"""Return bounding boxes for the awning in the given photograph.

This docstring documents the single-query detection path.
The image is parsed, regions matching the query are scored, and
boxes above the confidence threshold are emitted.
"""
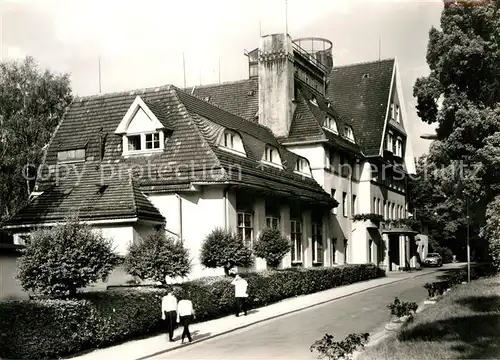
[381,227,418,235]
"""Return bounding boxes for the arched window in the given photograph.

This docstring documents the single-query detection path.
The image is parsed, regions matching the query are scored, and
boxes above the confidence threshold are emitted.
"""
[219,130,246,156]
[262,145,282,168]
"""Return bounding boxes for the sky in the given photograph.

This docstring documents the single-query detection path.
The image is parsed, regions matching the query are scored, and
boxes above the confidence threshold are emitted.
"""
[0,0,443,156]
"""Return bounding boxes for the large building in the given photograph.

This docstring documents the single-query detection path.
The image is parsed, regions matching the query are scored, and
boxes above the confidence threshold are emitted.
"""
[3,33,419,279]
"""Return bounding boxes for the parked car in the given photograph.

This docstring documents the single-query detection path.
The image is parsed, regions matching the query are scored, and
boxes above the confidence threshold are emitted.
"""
[423,253,443,267]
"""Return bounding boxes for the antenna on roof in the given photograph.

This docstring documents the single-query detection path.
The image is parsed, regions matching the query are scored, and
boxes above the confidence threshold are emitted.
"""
[0,13,3,62]
[285,0,288,35]
[183,52,186,88]
[98,56,102,94]
[378,35,381,61]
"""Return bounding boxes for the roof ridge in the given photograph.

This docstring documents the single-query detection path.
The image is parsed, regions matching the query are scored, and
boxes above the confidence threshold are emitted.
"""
[182,78,256,91]
[73,84,174,102]
[332,58,395,70]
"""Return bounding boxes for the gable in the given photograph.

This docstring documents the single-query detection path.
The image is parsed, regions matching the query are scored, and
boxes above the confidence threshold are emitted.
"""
[115,95,164,135]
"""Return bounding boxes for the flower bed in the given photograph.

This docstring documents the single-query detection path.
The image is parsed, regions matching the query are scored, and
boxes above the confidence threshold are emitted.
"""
[0,263,383,359]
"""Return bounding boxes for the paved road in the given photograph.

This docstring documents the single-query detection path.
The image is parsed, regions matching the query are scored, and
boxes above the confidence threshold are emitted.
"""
[149,267,458,360]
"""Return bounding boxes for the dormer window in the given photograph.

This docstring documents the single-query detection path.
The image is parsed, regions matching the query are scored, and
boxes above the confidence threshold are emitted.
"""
[115,96,168,156]
[395,104,400,123]
[343,126,354,142]
[295,158,312,177]
[57,148,86,163]
[323,116,338,133]
[387,132,393,152]
[262,145,282,168]
[396,137,404,157]
[219,129,246,156]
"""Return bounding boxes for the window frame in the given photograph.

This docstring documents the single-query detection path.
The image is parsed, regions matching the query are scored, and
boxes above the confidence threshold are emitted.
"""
[290,220,303,263]
[124,131,165,155]
[57,148,86,163]
[266,216,280,229]
[342,192,348,218]
[237,212,254,247]
[262,145,283,168]
[331,189,337,215]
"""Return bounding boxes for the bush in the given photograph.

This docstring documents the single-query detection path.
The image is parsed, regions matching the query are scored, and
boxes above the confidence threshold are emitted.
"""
[310,333,370,360]
[0,263,384,359]
[387,297,418,318]
[200,227,253,275]
[16,216,117,298]
[253,227,291,268]
[124,229,191,284]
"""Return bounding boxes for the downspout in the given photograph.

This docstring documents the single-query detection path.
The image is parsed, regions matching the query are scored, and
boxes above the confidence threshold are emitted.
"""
[175,194,183,241]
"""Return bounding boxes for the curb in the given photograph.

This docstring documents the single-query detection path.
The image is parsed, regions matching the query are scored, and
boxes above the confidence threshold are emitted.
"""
[135,270,437,360]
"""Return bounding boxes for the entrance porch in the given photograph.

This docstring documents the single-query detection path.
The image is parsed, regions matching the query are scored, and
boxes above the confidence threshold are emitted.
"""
[380,227,419,272]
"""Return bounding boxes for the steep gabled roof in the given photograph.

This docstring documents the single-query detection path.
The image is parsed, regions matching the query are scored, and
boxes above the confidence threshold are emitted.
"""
[327,59,395,156]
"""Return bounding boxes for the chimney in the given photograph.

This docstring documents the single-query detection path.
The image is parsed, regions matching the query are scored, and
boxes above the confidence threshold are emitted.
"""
[258,33,295,138]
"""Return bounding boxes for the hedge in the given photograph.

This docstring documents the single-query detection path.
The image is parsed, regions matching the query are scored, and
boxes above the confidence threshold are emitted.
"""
[0,263,383,359]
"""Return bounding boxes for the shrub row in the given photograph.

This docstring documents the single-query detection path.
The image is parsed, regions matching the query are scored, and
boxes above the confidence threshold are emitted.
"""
[0,263,383,359]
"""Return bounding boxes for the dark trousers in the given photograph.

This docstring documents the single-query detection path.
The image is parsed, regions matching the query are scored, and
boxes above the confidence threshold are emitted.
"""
[235,297,247,316]
[179,315,193,342]
[164,311,177,340]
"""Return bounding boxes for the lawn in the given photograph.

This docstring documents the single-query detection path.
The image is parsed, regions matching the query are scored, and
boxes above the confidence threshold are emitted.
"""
[359,274,500,360]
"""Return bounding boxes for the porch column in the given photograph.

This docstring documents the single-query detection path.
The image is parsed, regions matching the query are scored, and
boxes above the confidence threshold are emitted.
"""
[303,209,313,268]
[253,197,266,271]
[323,212,332,267]
[382,233,389,271]
[280,204,291,269]
[399,235,406,269]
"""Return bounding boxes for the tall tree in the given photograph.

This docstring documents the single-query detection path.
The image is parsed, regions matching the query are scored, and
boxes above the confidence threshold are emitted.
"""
[412,0,500,260]
[0,56,72,222]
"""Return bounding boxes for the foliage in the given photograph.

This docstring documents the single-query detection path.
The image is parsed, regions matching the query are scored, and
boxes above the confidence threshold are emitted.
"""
[424,281,449,298]
[385,218,421,231]
[310,333,370,360]
[0,264,383,359]
[252,227,291,268]
[200,227,253,275]
[387,297,418,318]
[482,195,500,268]
[124,229,190,283]
[0,56,73,222]
[428,237,454,263]
[410,1,500,264]
[16,216,117,298]
[352,213,384,225]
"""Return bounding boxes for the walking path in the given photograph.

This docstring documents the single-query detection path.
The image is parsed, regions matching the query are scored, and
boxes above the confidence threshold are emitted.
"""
[68,268,439,360]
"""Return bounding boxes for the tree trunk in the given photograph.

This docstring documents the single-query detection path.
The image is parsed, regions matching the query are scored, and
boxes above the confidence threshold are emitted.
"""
[224,267,231,276]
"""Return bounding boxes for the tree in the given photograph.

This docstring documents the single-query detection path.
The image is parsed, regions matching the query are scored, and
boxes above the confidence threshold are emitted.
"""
[253,227,291,269]
[0,56,72,223]
[412,1,500,261]
[124,229,191,283]
[200,228,253,276]
[16,217,116,298]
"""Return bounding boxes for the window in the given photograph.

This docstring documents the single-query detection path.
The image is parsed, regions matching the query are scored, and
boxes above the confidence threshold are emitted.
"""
[145,133,160,149]
[368,239,373,263]
[342,192,348,217]
[395,104,400,123]
[331,238,337,264]
[390,103,395,120]
[224,131,234,147]
[324,116,338,133]
[384,201,388,219]
[387,133,393,152]
[220,130,246,155]
[263,145,282,166]
[291,220,303,263]
[352,194,357,216]
[125,131,164,154]
[295,158,311,176]
[237,212,253,247]
[392,137,397,154]
[331,189,337,215]
[372,197,377,213]
[343,126,354,142]
[312,223,323,264]
[377,199,382,216]
[57,148,86,162]
[266,217,280,229]
[396,138,403,157]
[249,64,258,78]
[391,203,395,220]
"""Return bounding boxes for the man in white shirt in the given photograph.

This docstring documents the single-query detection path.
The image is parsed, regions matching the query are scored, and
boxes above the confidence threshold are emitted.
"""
[161,289,178,341]
[231,274,248,317]
[177,296,195,343]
